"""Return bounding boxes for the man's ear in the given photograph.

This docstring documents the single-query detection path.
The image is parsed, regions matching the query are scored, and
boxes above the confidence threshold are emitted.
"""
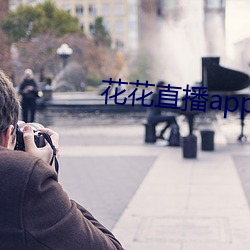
[2,125,15,149]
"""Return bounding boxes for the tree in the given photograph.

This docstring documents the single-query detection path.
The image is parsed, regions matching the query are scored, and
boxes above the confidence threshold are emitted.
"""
[128,48,153,83]
[91,17,112,47]
[13,33,121,91]
[0,0,12,75]
[1,0,80,43]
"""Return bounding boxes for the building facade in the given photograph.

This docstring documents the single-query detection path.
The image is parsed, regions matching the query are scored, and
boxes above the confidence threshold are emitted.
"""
[10,0,138,51]
[137,0,157,42]
[50,0,138,51]
[9,0,44,10]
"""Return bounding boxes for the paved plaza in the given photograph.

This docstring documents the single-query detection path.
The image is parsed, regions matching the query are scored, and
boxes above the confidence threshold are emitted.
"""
[37,110,250,250]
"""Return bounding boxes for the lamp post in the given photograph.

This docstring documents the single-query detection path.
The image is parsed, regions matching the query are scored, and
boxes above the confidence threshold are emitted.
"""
[56,43,73,68]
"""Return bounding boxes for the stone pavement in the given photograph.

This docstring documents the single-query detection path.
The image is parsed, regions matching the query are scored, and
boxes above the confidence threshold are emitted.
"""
[111,116,250,250]
[46,112,250,250]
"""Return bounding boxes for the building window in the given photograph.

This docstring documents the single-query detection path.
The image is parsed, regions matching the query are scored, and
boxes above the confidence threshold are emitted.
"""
[64,5,71,13]
[102,3,111,16]
[76,5,84,16]
[115,3,125,16]
[205,0,225,9]
[116,39,124,51]
[115,20,124,33]
[80,22,84,32]
[89,22,95,33]
[103,20,112,32]
[89,4,96,17]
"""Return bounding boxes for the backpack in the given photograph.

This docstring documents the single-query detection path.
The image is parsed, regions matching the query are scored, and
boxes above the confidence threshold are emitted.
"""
[168,124,181,147]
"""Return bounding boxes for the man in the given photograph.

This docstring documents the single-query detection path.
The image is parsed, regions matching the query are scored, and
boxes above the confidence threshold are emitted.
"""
[0,71,124,249]
[146,80,179,140]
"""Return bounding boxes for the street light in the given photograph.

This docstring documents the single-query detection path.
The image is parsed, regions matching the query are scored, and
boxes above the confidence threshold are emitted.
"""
[56,43,73,68]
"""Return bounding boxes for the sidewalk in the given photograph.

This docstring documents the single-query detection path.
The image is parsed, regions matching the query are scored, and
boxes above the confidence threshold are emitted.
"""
[52,111,250,250]
[112,119,250,250]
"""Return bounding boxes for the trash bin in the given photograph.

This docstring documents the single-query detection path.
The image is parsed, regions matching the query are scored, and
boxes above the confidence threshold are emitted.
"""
[200,130,215,151]
[182,135,197,159]
[144,122,156,143]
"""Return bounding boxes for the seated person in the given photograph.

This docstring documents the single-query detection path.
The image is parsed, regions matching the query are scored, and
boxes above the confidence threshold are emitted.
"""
[146,80,179,140]
[0,71,124,249]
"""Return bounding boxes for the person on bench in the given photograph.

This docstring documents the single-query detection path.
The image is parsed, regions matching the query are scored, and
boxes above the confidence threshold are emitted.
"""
[146,80,179,140]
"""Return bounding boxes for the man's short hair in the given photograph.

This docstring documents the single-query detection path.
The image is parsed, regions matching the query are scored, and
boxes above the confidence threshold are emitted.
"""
[0,71,20,142]
[157,80,165,86]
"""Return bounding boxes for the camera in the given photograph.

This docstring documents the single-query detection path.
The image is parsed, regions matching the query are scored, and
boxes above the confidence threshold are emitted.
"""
[14,122,46,151]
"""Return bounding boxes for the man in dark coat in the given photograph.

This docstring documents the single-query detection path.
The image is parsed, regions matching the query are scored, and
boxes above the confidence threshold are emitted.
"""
[146,80,179,140]
[19,69,39,123]
[0,70,124,249]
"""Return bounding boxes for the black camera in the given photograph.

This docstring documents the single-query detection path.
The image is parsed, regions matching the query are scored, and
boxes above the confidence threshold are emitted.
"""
[14,122,46,151]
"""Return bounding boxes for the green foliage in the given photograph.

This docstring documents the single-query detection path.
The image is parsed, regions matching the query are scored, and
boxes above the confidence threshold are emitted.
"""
[128,49,153,83]
[1,0,80,42]
[91,17,111,47]
[86,73,102,87]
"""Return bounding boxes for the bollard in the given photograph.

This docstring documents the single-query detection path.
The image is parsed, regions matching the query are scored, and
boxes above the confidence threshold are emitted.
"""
[144,123,156,143]
[200,130,215,151]
[182,135,197,159]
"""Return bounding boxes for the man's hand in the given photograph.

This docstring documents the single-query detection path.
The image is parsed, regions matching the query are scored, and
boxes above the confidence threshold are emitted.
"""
[22,125,59,165]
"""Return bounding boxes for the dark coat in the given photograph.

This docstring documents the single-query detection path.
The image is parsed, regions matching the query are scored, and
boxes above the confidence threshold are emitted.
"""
[19,79,38,99]
[0,147,124,250]
[147,89,161,118]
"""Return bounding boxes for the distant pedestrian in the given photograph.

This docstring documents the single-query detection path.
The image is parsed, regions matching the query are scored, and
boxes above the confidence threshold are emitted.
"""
[19,69,39,122]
